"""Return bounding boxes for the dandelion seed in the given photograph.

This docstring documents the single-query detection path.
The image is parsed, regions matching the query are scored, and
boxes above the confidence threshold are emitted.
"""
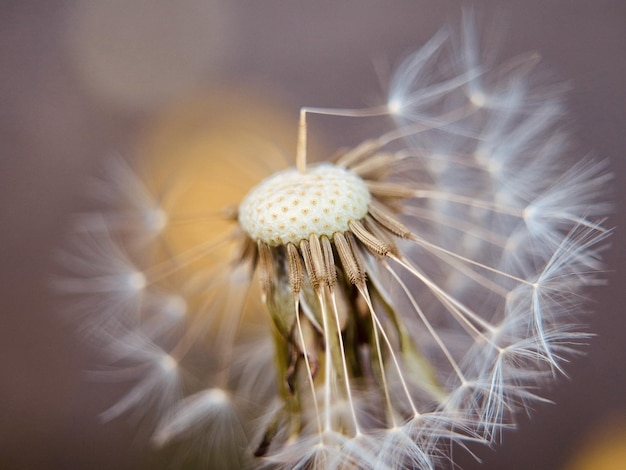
[60,15,611,470]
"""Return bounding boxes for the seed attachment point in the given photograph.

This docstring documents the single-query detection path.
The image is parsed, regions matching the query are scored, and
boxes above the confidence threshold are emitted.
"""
[238,164,371,246]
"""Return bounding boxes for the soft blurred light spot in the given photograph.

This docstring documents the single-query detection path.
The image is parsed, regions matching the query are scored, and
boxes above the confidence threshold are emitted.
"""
[387,98,403,116]
[125,271,147,291]
[163,295,187,320]
[65,0,233,111]
[143,207,168,234]
[136,89,302,273]
[565,414,626,470]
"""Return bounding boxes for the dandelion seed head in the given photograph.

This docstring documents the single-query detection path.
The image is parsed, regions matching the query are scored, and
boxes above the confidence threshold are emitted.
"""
[59,13,612,470]
[238,163,371,245]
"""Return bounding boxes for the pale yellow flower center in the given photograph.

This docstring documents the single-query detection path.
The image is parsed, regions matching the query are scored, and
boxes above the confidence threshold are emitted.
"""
[238,163,371,246]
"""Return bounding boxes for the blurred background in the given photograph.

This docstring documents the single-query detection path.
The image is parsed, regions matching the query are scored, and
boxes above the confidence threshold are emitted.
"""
[1,0,625,468]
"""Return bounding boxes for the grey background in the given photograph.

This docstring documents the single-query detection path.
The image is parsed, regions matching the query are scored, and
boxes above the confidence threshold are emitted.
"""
[1,1,625,468]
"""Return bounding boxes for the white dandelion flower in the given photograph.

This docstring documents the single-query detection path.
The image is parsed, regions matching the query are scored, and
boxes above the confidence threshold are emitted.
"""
[59,16,611,470]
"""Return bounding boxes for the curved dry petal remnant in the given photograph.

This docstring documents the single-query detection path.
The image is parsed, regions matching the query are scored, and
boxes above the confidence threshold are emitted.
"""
[57,15,612,470]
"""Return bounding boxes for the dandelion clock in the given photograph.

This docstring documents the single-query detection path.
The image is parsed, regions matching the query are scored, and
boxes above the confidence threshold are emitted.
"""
[56,14,612,470]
